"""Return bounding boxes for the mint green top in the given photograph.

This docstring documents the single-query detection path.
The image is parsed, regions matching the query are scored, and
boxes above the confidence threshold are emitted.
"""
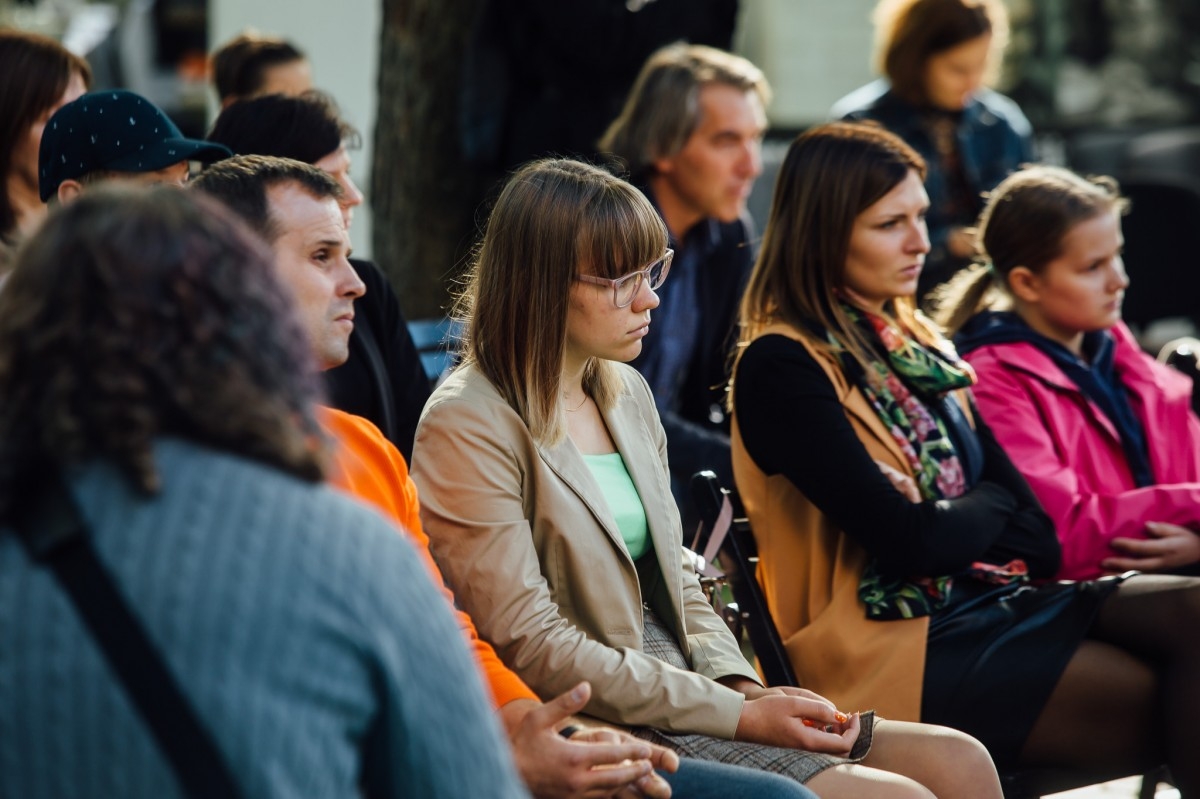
[583,452,651,560]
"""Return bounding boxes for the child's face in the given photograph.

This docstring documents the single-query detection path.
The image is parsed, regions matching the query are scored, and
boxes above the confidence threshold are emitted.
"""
[1018,210,1129,344]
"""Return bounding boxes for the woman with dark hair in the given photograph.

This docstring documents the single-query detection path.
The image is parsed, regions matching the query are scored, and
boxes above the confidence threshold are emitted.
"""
[208,92,364,236]
[209,31,311,106]
[0,29,90,269]
[936,165,1200,581]
[0,186,526,798]
[731,121,1200,788]
[412,156,1002,798]
[208,92,429,462]
[831,0,1032,300]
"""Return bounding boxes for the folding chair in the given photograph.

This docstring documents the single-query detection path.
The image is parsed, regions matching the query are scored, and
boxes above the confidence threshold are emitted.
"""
[406,317,461,386]
[689,470,796,688]
[687,470,1166,799]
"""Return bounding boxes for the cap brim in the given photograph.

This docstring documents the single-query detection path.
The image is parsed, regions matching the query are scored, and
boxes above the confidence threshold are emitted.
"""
[106,138,232,172]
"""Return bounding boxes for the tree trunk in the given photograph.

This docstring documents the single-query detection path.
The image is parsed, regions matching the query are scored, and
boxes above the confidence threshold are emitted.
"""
[372,0,487,320]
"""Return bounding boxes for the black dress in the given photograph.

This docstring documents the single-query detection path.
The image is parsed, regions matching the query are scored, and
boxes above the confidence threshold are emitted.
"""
[734,334,1121,764]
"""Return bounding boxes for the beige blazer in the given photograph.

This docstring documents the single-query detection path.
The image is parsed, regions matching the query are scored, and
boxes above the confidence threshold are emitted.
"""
[411,362,761,739]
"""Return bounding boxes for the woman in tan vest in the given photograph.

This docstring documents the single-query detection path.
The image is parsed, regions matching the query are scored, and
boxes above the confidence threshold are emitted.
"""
[730,120,1200,789]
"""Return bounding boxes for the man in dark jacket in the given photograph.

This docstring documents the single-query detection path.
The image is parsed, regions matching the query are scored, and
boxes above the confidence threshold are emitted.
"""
[599,43,770,516]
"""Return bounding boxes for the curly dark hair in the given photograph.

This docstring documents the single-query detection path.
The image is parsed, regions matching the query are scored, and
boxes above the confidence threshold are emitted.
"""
[0,185,328,515]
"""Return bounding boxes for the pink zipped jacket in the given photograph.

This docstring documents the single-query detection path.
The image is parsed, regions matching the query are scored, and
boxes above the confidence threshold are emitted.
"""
[965,322,1200,580]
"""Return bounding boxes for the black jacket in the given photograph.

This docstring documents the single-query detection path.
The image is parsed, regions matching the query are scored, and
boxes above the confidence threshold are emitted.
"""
[324,258,431,463]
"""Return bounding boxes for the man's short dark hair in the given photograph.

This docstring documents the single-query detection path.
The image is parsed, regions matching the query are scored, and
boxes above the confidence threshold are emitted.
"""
[207,91,360,166]
[210,33,307,103]
[190,155,342,242]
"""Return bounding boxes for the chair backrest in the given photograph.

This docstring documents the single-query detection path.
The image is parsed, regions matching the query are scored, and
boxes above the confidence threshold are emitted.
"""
[407,317,462,386]
[1114,175,1200,332]
[1158,337,1200,417]
[690,470,798,688]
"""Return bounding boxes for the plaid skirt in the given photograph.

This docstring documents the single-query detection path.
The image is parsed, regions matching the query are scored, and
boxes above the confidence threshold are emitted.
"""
[630,606,874,784]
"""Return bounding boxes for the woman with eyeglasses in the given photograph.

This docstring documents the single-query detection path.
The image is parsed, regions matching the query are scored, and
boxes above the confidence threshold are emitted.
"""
[411,157,1002,798]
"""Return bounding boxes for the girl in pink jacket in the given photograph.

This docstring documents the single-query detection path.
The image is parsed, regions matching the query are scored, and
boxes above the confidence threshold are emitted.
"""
[936,164,1200,580]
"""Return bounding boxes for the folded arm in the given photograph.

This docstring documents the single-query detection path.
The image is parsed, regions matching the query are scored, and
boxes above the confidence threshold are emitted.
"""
[734,335,1059,578]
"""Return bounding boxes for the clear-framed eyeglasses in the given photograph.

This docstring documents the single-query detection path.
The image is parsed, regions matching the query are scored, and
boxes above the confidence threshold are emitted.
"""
[575,248,674,308]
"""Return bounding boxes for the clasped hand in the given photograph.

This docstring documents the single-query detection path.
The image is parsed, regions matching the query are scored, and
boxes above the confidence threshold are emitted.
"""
[1103,521,1200,573]
[724,677,860,756]
[506,682,677,799]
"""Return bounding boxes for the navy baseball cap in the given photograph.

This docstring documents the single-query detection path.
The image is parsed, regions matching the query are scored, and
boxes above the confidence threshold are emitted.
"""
[39,89,232,200]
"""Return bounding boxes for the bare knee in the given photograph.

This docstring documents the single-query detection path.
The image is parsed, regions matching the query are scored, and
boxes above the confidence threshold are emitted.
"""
[807,763,935,799]
[926,726,1001,796]
[934,724,995,767]
[866,720,1001,799]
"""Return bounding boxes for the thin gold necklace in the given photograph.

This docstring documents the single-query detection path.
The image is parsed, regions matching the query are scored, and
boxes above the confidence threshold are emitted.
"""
[564,393,589,412]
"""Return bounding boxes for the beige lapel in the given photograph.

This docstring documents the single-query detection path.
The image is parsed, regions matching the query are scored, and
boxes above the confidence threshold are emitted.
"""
[536,434,631,563]
[535,377,685,622]
[602,385,683,597]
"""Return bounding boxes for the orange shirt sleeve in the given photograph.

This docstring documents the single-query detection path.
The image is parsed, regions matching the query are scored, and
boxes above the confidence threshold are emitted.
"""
[318,406,538,709]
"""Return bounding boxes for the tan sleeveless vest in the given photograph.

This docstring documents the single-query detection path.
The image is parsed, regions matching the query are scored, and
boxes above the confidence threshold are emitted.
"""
[730,321,961,720]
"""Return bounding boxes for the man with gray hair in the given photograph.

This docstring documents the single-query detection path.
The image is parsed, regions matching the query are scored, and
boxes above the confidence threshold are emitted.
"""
[600,43,771,514]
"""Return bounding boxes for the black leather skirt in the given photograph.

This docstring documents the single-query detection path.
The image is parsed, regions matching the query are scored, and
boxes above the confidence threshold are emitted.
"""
[921,575,1126,765]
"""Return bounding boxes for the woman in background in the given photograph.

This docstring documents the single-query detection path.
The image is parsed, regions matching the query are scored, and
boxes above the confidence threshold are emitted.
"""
[832,0,1032,300]
[209,31,311,106]
[937,164,1200,581]
[0,29,90,271]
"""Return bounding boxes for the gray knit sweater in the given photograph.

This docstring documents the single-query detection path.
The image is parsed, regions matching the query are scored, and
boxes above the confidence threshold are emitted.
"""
[0,438,528,798]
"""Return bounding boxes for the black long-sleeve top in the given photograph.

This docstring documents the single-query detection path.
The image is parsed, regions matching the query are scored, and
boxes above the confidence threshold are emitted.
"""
[734,334,1061,580]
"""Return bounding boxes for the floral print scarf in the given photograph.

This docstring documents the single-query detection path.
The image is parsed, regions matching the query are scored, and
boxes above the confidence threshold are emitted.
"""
[834,305,1026,620]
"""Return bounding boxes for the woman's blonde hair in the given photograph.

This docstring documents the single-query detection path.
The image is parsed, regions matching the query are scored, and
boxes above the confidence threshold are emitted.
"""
[872,0,1009,105]
[734,122,927,399]
[932,165,1127,335]
[455,158,668,444]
